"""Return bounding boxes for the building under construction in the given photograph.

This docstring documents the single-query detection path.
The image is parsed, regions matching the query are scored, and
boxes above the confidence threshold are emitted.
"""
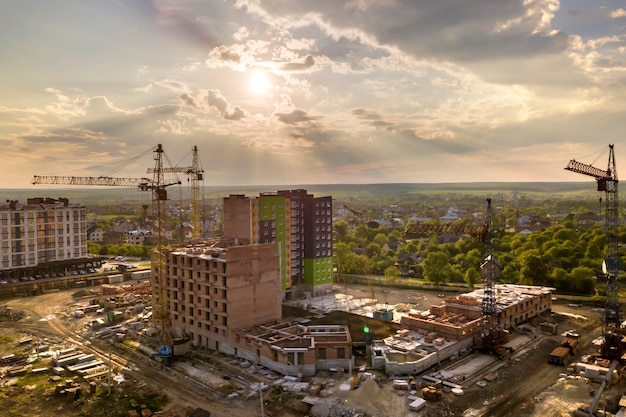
[400,284,554,340]
[164,237,354,376]
[373,284,555,376]
[166,238,282,350]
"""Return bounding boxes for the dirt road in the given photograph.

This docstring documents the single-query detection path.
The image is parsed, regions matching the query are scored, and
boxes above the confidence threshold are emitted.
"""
[0,290,268,417]
[464,304,603,417]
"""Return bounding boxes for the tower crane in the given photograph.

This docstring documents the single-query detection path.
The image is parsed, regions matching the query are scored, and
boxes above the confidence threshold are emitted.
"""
[565,144,622,357]
[147,145,204,239]
[343,204,367,227]
[404,199,508,355]
[479,198,502,352]
[32,144,180,348]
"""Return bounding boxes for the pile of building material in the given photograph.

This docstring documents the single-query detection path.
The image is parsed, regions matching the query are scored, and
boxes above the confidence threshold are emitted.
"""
[408,396,426,412]
[54,378,82,400]
[392,379,410,390]
[421,385,442,401]
[573,362,614,383]
[274,379,311,393]
[52,347,107,380]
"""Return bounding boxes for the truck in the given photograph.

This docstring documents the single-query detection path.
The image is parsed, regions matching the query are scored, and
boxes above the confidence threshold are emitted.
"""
[548,346,571,365]
[149,337,193,365]
[548,335,579,365]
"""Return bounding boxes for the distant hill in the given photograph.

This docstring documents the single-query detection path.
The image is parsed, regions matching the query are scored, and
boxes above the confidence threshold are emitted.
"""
[0,182,599,204]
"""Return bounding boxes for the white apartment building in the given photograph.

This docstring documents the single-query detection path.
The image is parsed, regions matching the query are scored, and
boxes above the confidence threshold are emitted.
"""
[0,198,87,274]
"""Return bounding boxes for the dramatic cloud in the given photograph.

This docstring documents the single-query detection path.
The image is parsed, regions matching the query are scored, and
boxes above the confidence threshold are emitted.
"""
[280,55,316,72]
[275,109,317,125]
[207,90,247,121]
[1,1,626,187]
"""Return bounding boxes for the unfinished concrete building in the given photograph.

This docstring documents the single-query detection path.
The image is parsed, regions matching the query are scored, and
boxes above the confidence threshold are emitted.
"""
[233,322,353,376]
[165,238,354,376]
[375,284,555,376]
[167,238,282,350]
[400,284,554,339]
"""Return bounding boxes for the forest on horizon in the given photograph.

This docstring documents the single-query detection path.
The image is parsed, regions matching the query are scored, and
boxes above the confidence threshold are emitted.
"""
[1,181,601,204]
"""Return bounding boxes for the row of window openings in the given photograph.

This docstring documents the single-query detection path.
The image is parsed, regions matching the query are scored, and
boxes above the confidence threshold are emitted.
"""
[3,226,82,234]
[171,272,227,286]
[1,213,84,222]
[4,237,83,249]
[171,259,227,273]
[1,258,37,266]
[173,302,227,315]
[3,249,83,261]
[173,314,228,335]
[5,237,75,248]
[172,282,228,297]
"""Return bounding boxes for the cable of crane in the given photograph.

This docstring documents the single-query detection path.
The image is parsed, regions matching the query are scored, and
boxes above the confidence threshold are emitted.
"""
[97,146,156,178]
[570,144,613,168]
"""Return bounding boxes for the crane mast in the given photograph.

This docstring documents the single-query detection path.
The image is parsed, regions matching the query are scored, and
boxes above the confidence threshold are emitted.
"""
[480,198,501,348]
[148,145,204,238]
[150,144,173,346]
[565,144,621,357]
[32,144,179,346]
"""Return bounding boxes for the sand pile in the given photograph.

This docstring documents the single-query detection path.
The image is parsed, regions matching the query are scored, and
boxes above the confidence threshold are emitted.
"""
[344,377,407,417]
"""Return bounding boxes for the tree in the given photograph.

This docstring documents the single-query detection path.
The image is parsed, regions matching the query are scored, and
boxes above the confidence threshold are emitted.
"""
[372,256,395,275]
[353,255,373,275]
[570,266,596,295]
[365,242,382,258]
[373,233,389,247]
[334,220,350,243]
[388,229,402,242]
[464,268,481,289]
[519,252,550,286]
[334,242,351,277]
[423,251,450,287]
[551,267,570,293]
[398,240,418,255]
[384,265,401,282]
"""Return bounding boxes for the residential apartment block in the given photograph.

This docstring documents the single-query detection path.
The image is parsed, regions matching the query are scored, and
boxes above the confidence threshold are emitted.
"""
[0,198,87,280]
[223,189,333,297]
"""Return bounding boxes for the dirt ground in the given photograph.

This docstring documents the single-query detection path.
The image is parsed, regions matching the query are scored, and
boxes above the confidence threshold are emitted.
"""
[0,284,618,417]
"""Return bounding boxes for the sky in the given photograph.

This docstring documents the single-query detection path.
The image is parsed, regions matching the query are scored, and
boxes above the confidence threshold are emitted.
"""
[2,0,626,188]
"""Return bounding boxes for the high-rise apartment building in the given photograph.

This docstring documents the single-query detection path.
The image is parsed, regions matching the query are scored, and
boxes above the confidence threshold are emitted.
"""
[223,189,333,297]
[0,198,87,279]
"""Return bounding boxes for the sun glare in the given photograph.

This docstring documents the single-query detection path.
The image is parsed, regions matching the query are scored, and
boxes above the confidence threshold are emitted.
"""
[249,70,270,94]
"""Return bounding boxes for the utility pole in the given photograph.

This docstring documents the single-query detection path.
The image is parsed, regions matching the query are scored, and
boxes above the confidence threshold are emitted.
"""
[107,347,112,395]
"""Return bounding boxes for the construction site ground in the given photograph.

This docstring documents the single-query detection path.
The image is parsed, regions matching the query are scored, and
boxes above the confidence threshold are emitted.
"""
[0,282,618,417]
